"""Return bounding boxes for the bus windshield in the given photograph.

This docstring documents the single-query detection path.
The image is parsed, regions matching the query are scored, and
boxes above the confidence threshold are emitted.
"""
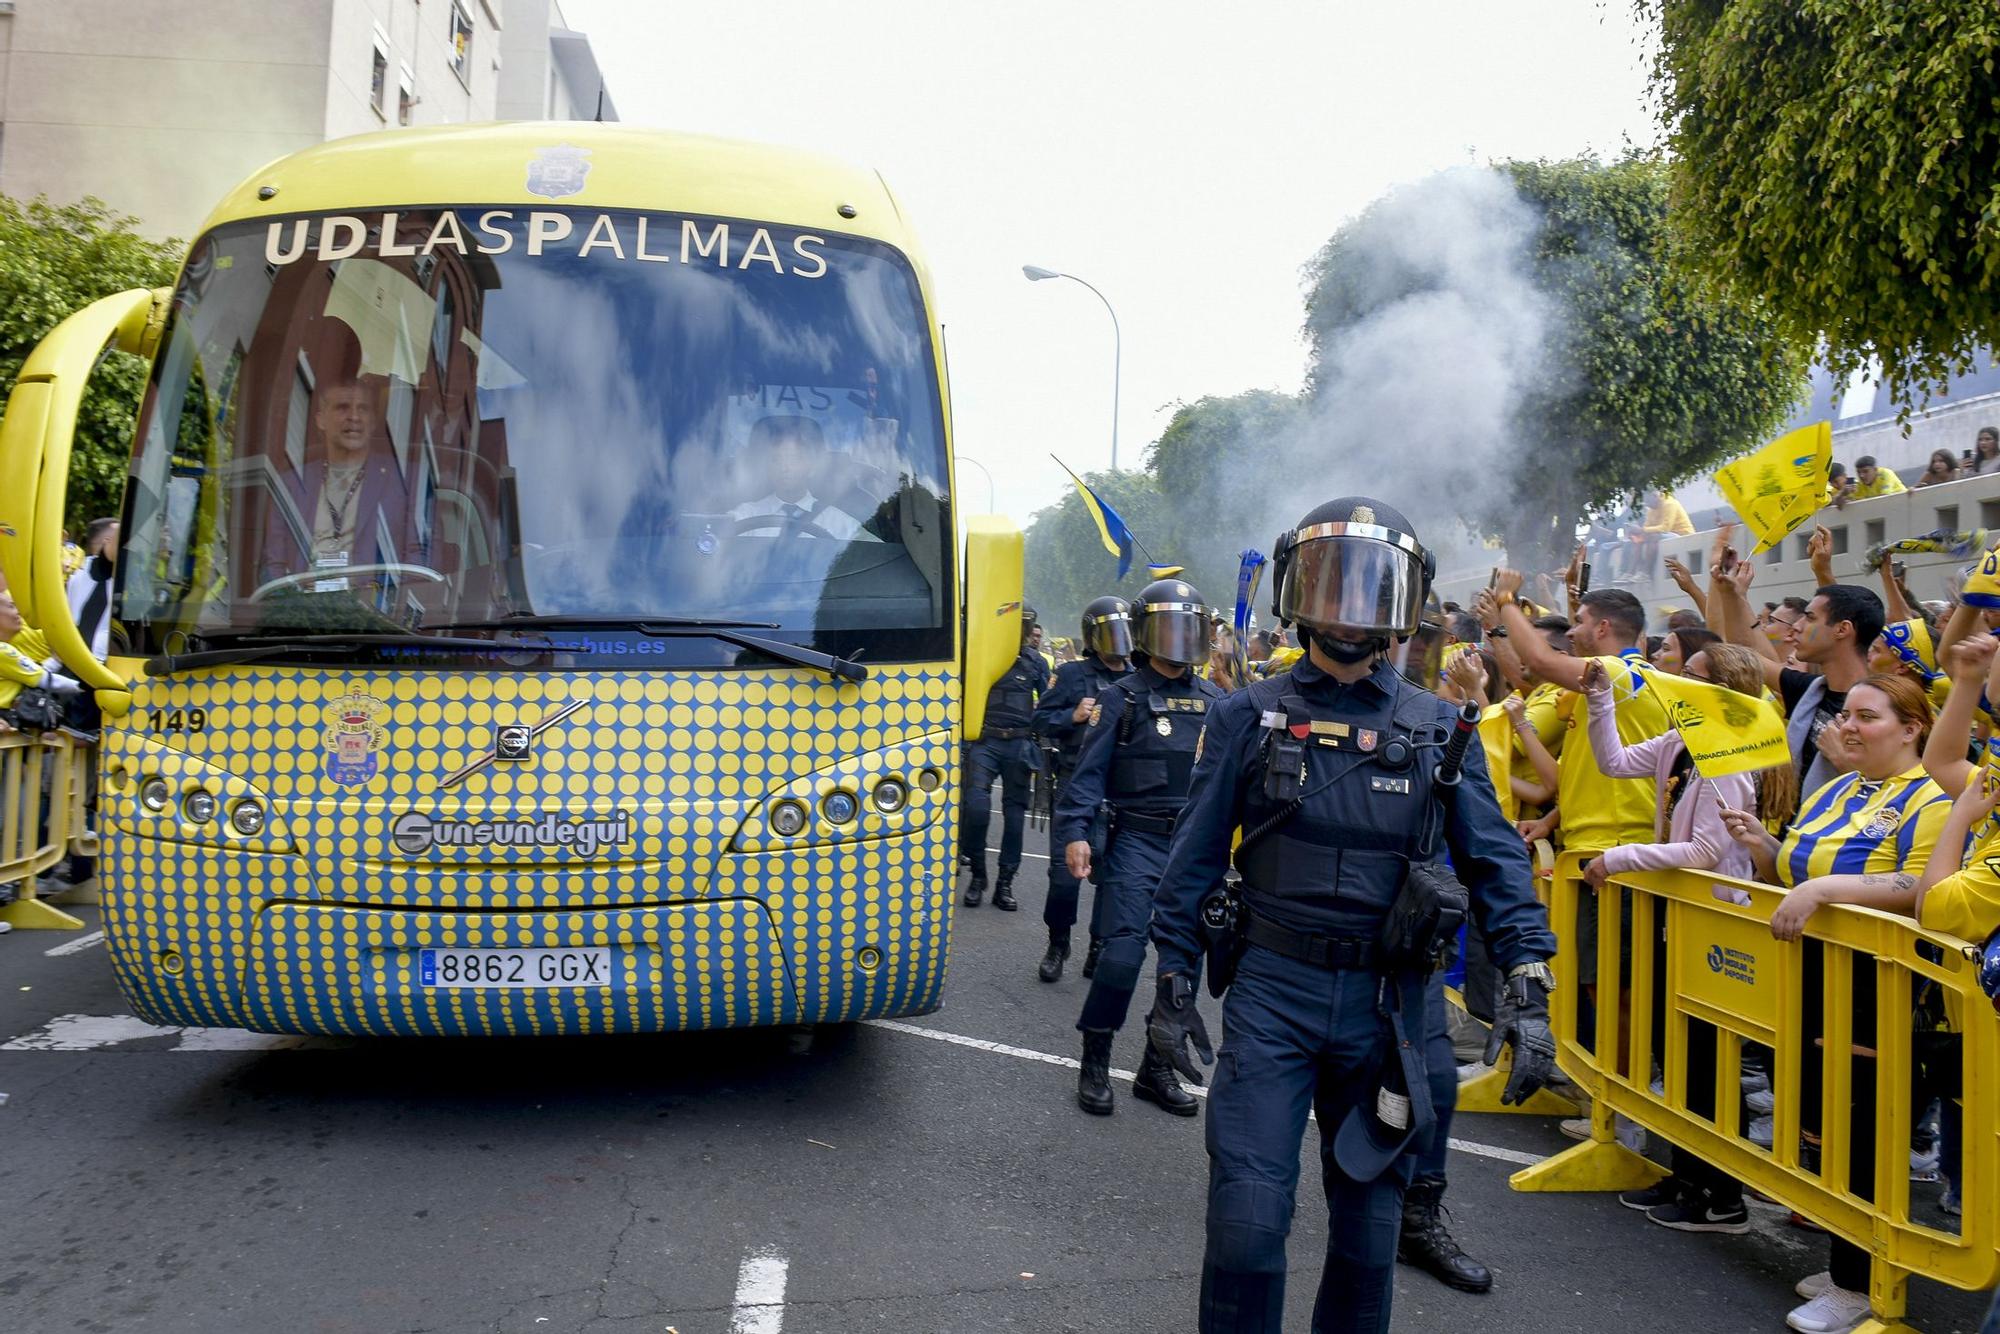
[118,207,952,665]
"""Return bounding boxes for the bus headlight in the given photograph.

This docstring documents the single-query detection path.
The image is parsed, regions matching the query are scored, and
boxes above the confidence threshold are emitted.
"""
[183,789,219,825]
[138,777,171,813]
[823,791,858,825]
[770,801,809,837]
[872,779,909,814]
[230,800,266,836]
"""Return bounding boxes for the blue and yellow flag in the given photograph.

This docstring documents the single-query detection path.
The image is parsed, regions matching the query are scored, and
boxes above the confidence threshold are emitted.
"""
[1056,458,1138,578]
[1639,665,1790,778]
[1713,420,1832,554]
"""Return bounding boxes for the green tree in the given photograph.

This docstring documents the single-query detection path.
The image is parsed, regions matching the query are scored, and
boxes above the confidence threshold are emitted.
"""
[1640,1,2000,407]
[0,196,183,532]
[1022,467,1172,640]
[1303,156,1805,570]
[1146,389,1305,599]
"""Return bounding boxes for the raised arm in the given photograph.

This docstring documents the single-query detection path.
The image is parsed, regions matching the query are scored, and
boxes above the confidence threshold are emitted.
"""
[1875,553,1913,625]
[1806,525,1835,589]
[1473,588,1532,694]
[1936,597,1986,663]
[1493,567,1588,692]
[1924,633,1996,795]
[1710,557,1787,690]
[1663,554,1707,620]
[1501,693,1560,792]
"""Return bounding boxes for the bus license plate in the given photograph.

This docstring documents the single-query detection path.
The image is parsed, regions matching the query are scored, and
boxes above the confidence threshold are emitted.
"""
[419,947,613,989]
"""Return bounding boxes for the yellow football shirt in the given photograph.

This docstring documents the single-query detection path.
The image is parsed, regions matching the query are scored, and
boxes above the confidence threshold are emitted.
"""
[1555,653,1668,854]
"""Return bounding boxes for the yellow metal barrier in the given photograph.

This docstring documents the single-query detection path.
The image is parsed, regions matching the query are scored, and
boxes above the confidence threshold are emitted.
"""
[1513,853,1998,1333]
[1457,837,1585,1115]
[0,728,94,930]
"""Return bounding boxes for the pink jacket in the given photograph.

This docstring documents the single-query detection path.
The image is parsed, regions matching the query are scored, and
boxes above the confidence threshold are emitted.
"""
[1583,682,1758,891]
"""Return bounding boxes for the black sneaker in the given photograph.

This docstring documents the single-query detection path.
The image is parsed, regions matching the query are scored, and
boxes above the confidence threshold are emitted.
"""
[1619,1178,1686,1212]
[1647,1195,1750,1234]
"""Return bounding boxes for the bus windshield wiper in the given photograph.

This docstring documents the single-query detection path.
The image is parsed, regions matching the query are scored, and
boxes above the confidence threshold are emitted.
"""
[145,632,556,676]
[431,615,870,682]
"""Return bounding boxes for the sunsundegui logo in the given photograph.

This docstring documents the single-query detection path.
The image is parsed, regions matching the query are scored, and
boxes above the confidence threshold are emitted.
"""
[390,810,634,857]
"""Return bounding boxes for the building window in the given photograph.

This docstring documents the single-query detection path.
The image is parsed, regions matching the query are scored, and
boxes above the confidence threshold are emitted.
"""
[370,30,390,116]
[449,0,473,85]
[398,65,415,125]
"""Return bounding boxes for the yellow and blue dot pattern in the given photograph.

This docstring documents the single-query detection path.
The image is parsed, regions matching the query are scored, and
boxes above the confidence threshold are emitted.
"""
[97,664,961,1036]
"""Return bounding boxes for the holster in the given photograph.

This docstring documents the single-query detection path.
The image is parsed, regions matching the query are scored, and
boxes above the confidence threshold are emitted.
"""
[1376,859,1469,976]
[1200,879,1246,998]
[1085,803,1112,879]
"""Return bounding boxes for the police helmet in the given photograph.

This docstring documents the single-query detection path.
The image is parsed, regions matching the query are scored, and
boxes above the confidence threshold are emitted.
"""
[1270,497,1435,637]
[1133,579,1216,667]
[1080,595,1134,659]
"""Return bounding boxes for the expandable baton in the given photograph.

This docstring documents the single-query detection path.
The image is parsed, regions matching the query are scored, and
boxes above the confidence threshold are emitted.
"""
[1433,699,1482,789]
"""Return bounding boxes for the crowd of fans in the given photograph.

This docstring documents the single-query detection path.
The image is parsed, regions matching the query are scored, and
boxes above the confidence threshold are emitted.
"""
[1451,521,1988,1334]
[0,521,117,934]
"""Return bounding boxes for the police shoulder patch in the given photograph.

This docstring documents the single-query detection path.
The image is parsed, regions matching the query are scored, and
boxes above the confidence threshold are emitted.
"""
[1087,703,1103,727]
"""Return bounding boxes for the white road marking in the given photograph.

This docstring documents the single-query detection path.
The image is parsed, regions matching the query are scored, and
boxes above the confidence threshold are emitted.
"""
[984,846,1051,861]
[864,1018,1550,1167]
[729,1247,789,1334]
[1,1013,338,1051]
[43,930,104,957]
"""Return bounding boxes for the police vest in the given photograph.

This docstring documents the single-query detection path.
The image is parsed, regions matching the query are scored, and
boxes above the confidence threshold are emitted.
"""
[983,650,1043,730]
[1232,672,1448,939]
[1105,675,1214,816]
[1056,659,1132,768]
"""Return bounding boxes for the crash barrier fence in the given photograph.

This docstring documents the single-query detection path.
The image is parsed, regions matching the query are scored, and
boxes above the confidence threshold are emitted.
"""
[0,727,96,930]
[1471,853,1997,1333]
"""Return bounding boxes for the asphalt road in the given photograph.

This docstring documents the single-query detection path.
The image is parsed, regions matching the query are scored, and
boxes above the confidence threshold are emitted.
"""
[1,853,1992,1334]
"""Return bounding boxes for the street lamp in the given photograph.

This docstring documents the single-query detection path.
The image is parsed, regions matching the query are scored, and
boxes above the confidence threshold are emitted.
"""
[954,453,997,511]
[1023,264,1121,472]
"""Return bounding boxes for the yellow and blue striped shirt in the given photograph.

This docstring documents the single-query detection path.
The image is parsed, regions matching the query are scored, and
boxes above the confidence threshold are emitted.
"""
[1777,764,1952,886]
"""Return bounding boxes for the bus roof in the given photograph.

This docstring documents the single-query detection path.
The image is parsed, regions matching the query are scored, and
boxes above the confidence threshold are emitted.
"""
[198,122,922,259]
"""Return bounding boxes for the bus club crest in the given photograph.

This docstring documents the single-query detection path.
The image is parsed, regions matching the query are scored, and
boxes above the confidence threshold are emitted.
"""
[526,144,591,199]
[322,690,390,788]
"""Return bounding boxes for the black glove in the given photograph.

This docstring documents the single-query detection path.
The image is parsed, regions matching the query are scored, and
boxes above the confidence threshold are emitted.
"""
[1484,967,1555,1106]
[1146,972,1215,1084]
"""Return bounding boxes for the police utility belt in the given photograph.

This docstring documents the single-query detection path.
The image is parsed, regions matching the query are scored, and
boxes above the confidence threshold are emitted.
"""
[981,725,1031,740]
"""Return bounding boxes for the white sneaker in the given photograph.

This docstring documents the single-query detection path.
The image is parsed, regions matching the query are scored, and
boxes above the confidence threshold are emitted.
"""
[1748,1114,1774,1147]
[1794,1270,1832,1300]
[0,920,12,935]
[1746,1088,1776,1115]
[1560,1114,1645,1150]
[1559,1116,1590,1141]
[1910,1147,1941,1182]
[1785,1284,1870,1332]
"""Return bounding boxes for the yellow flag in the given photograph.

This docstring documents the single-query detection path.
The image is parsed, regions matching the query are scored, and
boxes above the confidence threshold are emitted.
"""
[1712,420,1832,554]
[1477,703,1519,823]
[1640,666,1790,778]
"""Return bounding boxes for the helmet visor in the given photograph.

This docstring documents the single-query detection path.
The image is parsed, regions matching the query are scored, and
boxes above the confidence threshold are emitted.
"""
[1279,529,1427,636]
[1138,602,1215,666]
[1084,612,1134,658]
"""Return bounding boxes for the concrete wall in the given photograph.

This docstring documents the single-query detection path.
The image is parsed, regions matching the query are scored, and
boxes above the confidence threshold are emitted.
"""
[0,0,508,241]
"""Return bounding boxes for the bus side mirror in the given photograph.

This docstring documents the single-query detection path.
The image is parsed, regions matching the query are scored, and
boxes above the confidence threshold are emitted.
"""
[961,515,1024,742]
[0,286,168,711]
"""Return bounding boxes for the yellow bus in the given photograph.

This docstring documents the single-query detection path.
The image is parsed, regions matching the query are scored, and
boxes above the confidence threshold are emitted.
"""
[0,124,1024,1036]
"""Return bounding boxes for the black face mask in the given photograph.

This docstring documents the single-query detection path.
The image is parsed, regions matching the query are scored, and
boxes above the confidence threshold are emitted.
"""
[1309,628,1384,664]
[89,553,113,581]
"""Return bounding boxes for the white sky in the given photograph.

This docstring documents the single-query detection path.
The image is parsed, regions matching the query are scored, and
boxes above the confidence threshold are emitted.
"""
[563,0,1659,525]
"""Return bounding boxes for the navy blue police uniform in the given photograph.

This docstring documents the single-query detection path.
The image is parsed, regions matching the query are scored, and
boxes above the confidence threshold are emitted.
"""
[1032,652,1133,964]
[961,643,1048,907]
[1150,654,1555,1332]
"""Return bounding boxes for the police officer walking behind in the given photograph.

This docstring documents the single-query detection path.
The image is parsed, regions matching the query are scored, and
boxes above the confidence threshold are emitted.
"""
[1145,499,1558,1333]
[1056,580,1222,1116]
[962,609,1051,910]
[1030,596,1136,982]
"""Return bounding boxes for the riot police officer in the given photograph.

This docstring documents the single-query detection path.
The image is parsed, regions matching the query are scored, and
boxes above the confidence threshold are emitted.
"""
[1144,498,1557,1333]
[962,607,1050,909]
[1054,579,1222,1116]
[1029,596,1136,982]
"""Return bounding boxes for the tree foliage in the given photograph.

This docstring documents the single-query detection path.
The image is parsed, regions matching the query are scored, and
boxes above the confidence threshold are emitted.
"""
[1145,389,1305,599]
[1641,0,2000,407]
[0,196,183,533]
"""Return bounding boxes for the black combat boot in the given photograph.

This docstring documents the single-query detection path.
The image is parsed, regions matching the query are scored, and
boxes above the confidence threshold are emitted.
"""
[1132,1041,1199,1116]
[1081,937,1104,979]
[992,872,1019,911]
[1037,931,1071,983]
[963,862,987,907]
[1398,1178,1493,1293]
[1077,1029,1115,1115]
